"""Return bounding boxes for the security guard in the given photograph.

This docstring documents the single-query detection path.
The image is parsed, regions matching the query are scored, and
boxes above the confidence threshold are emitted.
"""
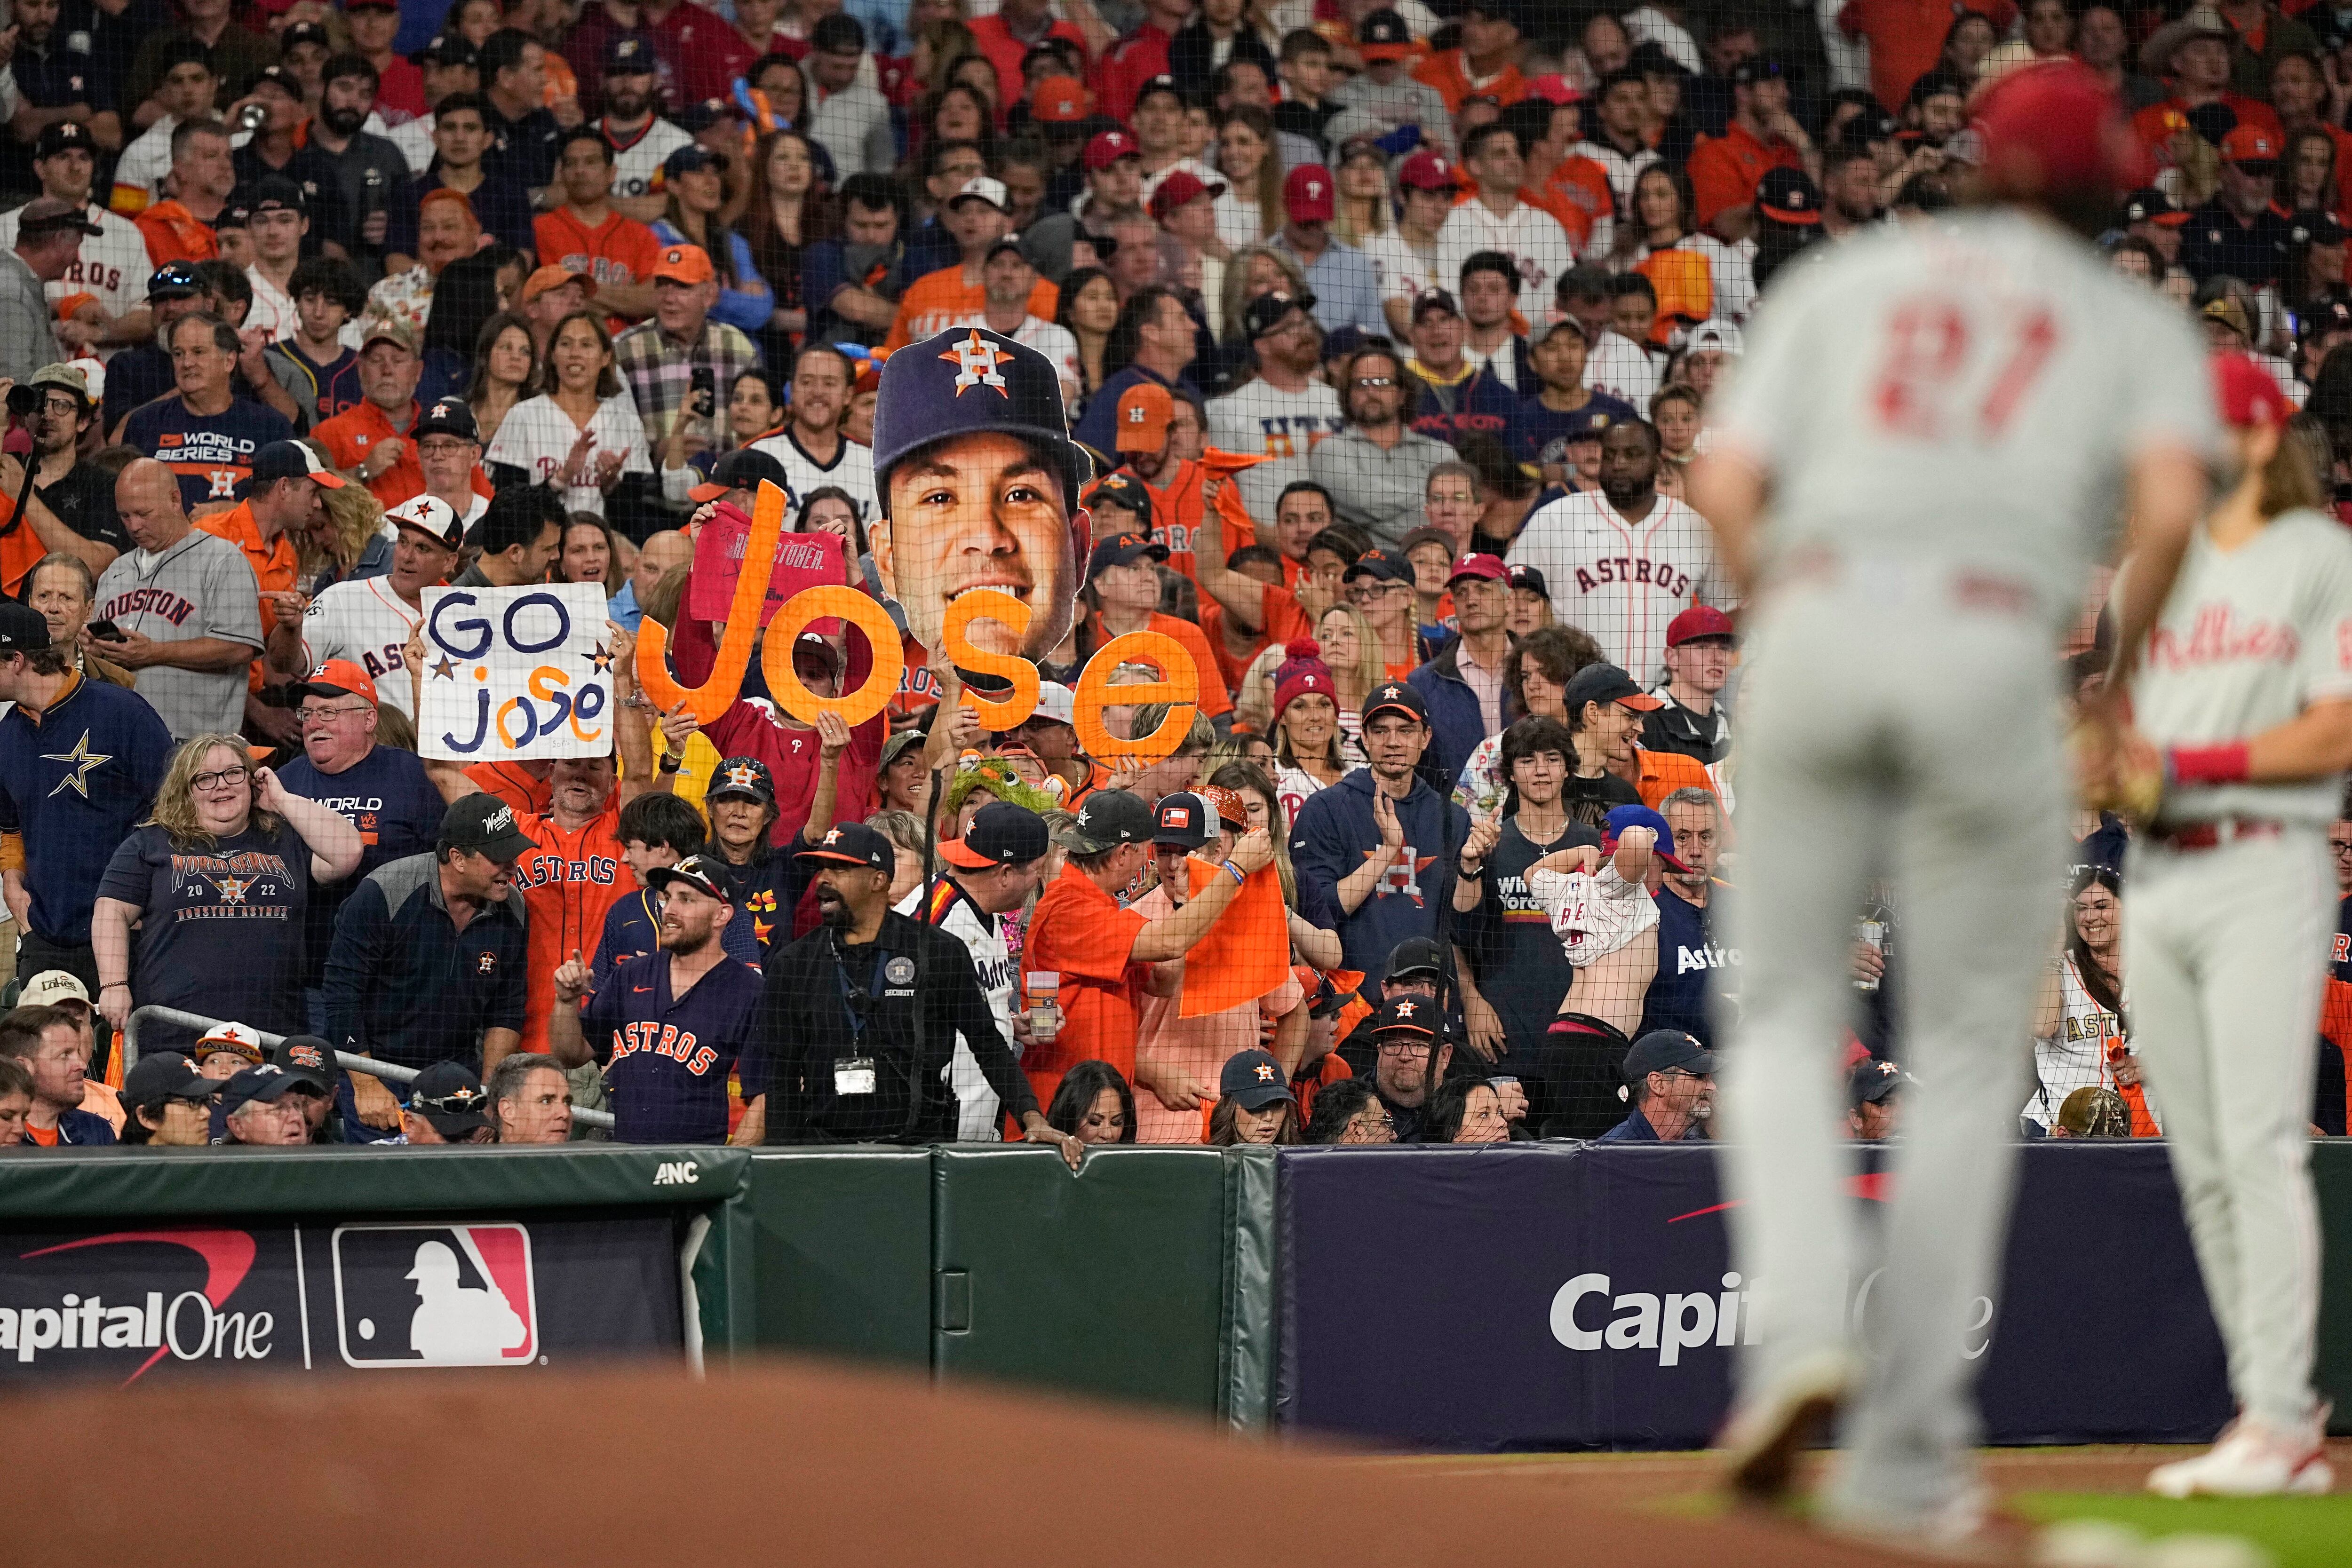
[757,822,1081,1162]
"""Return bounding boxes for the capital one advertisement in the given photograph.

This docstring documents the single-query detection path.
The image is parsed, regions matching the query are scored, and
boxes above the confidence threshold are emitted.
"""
[0,1214,682,1384]
[1276,1142,2231,1449]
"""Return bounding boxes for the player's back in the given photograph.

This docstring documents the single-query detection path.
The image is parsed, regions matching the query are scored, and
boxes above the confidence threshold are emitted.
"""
[1713,210,2212,631]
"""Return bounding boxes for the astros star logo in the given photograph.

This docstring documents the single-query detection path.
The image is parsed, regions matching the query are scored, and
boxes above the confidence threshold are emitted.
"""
[41,731,112,798]
[724,763,761,792]
[1254,1062,1277,1083]
[214,876,253,905]
[940,329,1012,396]
[1394,1000,1416,1019]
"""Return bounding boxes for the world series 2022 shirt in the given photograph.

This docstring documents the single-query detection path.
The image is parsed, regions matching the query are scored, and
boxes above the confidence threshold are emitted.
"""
[120,393,297,514]
[577,949,764,1143]
[96,819,313,1051]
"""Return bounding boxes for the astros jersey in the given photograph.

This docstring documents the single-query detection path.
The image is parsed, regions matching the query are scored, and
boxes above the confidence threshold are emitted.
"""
[900,875,1018,1142]
[121,394,297,513]
[516,804,630,1056]
[2128,508,2352,827]
[302,576,426,721]
[747,428,880,526]
[1505,491,1731,683]
[1708,209,2217,636]
[576,948,764,1143]
[531,206,662,304]
[0,202,147,352]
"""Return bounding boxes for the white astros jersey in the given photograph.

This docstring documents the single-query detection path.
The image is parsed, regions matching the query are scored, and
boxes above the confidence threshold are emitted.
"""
[1505,491,1729,682]
[1708,208,2217,636]
[748,429,880,526]
[0,202,148,349]
[2128,508,2352,826]
[302,575,425,722]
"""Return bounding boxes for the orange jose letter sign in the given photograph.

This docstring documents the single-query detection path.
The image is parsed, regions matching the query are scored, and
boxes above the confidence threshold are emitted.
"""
[764,585,905,728]
[942,588,1038,730]
[1073,632,1200,761]
[635,479,788,724]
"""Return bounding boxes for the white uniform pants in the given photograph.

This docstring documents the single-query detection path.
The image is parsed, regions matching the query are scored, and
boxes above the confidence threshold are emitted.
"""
[2123,829,2327,1433]
[1720,574,2063,1518]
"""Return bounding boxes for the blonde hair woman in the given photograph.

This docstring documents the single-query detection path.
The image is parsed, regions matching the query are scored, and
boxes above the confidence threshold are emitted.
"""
[1219,243,1309,347]
[1333,136,1393,250]
[308,469,392,590]
[1314,603,1383,750]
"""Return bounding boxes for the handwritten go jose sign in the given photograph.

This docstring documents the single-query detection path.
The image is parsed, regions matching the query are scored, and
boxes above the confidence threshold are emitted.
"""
[418,584,614,761]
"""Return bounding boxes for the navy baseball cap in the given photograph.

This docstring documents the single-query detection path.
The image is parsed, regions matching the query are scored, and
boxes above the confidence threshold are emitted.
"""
[0,600,53,652]
[707,755,777,806]
[795,821,896,871]
[1561,662,1661,715]
[121,1051,219,1107]
[1623,1029,1714,1084]
[411,1060,491,1137]
[1371,993,1438,1037]
[269,1033,344,1092]
[248,175,307,215]
[1602,802,1690,873]
[1343,548,1411,585]
[646,853,730,904]
[871,325,1091,519]
[1085,531,1168,582]
[416,396,480,442]
[1362,681,1427,725]
[605,32,659,75]
[688,446,789,504]
[1220,1048,1295,1110]
[1152,791,1214,848]
[147,261,204,300]
[220,1064,325,1115]
[414,33,478,68]
[1849,1057,1912,1108]
[1087,473,1152,521]
[1384,936,1445,983]
[940,800,1049,868]
[1506,563,1549,596]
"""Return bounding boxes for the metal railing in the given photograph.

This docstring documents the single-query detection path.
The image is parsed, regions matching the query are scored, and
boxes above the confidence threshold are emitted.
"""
[119,1005,617,1132]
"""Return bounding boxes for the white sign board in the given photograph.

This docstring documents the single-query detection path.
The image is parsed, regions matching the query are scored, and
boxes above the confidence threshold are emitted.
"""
[416,584,614,762]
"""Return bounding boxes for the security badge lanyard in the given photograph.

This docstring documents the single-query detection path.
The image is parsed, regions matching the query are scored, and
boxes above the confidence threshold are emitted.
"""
[832,941,918,1097]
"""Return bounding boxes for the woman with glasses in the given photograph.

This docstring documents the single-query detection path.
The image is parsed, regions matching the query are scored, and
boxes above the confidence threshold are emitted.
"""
[1342,552,1430,679]
[91,733,365,1054]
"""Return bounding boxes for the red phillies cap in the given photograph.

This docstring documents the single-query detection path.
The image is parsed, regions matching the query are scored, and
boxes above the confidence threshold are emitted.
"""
[1446,552,1507,586]
[1974,60,2145,201]
[1284,163,1336,222]
[2212,352,2289,429]
[1526,74,1582,105]
[2220,123,2279,165]
[1085,129,1141,171]
[1666,605,1737,646]
[1398,150,1460,191]
[1147,168,1224,221]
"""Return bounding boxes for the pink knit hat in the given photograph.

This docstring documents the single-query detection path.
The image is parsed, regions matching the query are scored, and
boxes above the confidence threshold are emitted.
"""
[1272,639,1336,721]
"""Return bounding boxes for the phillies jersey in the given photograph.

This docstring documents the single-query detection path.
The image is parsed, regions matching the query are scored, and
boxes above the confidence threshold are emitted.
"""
[0,201,146,351]
[1505,491,1732,683]
[120,394,296,513]
[748,428,879,526]
[1435,196,1578,325]
[302,575,425,721]
[2129,508,2352,828]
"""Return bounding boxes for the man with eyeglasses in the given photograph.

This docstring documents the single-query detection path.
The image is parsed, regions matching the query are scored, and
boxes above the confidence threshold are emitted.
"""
[277,658,446,1032]
[1309,344,1457,552]
[1598,1027,1713,1142]
[5,365,131,581]
[1361,994,1454,1143]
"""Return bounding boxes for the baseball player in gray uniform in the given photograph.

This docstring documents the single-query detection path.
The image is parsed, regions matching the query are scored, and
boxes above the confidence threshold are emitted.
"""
[2114,355,2352,1498]
[1688,64,2218,1539]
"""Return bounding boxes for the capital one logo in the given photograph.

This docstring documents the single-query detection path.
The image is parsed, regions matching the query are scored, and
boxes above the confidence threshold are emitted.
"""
[332,1224,538,1369]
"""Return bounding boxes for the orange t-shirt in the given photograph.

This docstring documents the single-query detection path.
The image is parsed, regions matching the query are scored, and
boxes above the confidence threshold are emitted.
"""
[1022,863,1150,1110]
[1541,158,1615,251]
[466,760,555,818]
[882,266,1060,350]
[533,206,662,329]
[24,1119,58,1146]
[516,803,630,1055]
[311,398,425,508]
[1687,123,1802,231]
[1411,50,1526,113]
[1199,580,1312,697]
[133,199,221,265]
[194,499,295,693]
[1117,456,1258,584]
[1088,610,1235,719]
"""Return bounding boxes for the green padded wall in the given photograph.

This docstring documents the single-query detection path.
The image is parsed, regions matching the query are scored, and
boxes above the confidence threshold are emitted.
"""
[745,1148,935,1367]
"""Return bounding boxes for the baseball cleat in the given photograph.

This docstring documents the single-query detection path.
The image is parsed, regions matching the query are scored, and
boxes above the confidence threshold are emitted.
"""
[2146,1417,2335,1498]
[1718,1348,1855,1504]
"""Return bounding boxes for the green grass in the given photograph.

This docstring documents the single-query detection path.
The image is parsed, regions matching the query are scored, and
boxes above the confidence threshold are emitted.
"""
[2012,1491,2352,1568]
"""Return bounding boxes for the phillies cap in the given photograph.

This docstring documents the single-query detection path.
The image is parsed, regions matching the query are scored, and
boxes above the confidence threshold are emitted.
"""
[252,440,347,490]
[1151,791,1214,848]
[2120,186,2186,226]
[121,1051,220,1108]
[296,658,379,706]
[33,121,96,160]
[1622,1028,1713,1084]
[1562,662,1662,713]
[1756,166,1820,225]
[1363,681,1428,725]
[1372,993,1438,1037]
[2214,352,2289,429]
[1032,75,1089,124]
[1446,552,1507,586]
[940,800,1051,868]
[1054,788,1152,853]
[605,32,660,75]
[195,1021,267,1066]
[1148,169,1225,222]
[1604,803,1690,873]
[871,325,1090,518]
[707,755,778,805]
[1085,129,1142,171]
[220,1063,324,1116]
[442,792,539,861]
[796,821,897,871]
[1343,548,1411,585]
[1220,1048,1295,1109]
[0,600,53,652]
[1114,380,1175,451]
[1666,605,1736,645]
[1243,289,1318,339]
[1975,59,2146,200]
[1086,531,1169,581]
[411,1060,491,1137]
[645,853,731,904]
[1398,150,1460,191]
[384,492,464,549]
[688,446,790,503]
[1284,163,1336,221]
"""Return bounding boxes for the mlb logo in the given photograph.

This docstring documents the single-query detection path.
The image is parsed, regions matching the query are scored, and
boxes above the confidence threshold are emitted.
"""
[331,1223,538,1369]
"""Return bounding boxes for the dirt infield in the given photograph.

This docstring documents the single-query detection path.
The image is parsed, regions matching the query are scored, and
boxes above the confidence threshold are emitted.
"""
[5,1357,1931,1568]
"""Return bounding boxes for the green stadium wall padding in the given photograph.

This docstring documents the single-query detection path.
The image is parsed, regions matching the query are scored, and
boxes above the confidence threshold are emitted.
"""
[744,1148,934,1368]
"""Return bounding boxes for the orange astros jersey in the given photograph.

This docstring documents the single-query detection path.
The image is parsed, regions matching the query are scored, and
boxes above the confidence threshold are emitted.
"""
[516,804,629,1056]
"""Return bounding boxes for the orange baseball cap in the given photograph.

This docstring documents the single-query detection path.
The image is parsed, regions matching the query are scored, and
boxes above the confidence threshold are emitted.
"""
[520,263,596,303]
[1032,74,1089,124]
[2219,123,2278,164]
[1115,381,1175,452]
[651,243,715,285]
[296,658,379,706]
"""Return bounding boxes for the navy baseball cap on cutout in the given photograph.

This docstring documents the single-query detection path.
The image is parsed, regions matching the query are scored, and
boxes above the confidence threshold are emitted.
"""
[1220,1048,1295,1110]
[871,326,1091,518]
[940,801,1050,868]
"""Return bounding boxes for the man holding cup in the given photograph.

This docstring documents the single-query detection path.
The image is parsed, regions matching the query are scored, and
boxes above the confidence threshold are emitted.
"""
[898,800,1053,1140]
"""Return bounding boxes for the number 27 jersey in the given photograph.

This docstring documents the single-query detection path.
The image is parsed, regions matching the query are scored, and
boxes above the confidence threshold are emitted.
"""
[1708,210,2217,631]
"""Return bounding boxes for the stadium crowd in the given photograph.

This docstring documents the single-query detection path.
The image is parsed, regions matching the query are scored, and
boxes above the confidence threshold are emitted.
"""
[0,0,2348,1153]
